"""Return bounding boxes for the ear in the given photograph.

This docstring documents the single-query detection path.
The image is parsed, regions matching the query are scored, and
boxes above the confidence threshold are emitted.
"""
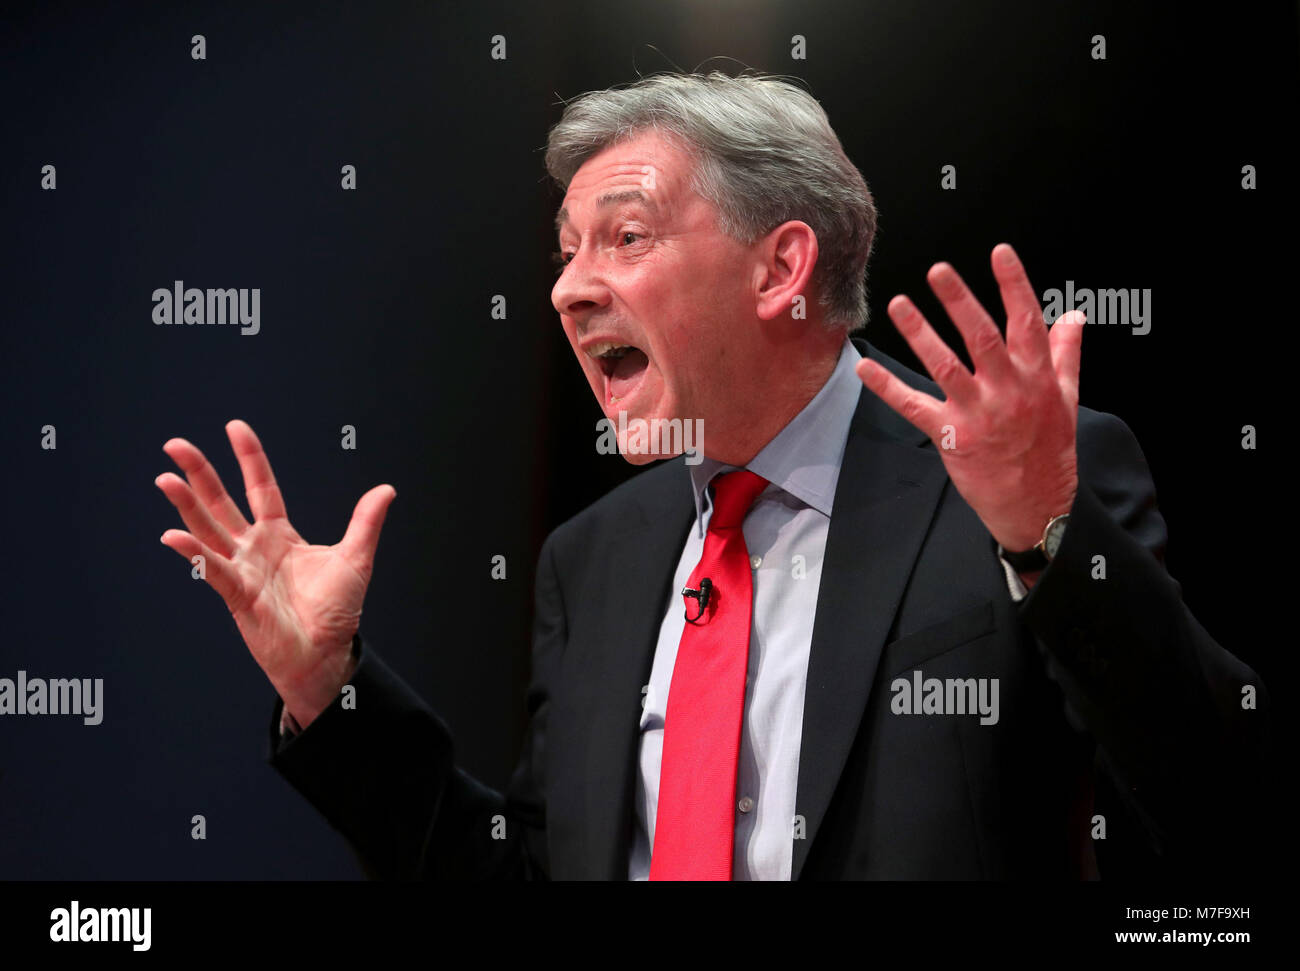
[753,220,819,321]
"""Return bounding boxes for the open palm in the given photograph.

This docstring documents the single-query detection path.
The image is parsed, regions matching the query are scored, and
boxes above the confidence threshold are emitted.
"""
[156,419,396,725]
[856,244,1083,557]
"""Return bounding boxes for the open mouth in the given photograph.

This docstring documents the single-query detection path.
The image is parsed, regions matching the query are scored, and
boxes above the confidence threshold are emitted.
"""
[590,342,650,406]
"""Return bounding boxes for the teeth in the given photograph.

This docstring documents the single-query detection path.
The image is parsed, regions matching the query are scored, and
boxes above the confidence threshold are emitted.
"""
[587,341,633,360]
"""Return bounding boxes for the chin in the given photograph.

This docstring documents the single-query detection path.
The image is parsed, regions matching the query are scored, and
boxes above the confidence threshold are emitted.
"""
[607,399,703,467]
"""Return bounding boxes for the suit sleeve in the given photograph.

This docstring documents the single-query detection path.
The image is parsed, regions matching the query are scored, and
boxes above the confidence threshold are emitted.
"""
[265,532,567,880]
[1017,411,1274,874]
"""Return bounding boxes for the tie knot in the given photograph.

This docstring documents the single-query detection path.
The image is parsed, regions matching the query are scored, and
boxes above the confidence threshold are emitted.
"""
[708,469,768,530]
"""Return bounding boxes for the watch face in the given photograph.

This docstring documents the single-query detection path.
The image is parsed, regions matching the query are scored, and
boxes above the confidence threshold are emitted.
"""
[1043,516,1068,559]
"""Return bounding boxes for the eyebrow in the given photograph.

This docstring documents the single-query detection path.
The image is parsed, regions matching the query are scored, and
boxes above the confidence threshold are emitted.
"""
[554,189,658,234]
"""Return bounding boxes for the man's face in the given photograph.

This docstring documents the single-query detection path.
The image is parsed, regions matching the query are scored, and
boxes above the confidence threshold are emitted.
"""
[551,130,756,462]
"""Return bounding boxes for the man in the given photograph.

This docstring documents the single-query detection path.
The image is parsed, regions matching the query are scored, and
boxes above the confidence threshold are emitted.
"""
[156,72,1268,879]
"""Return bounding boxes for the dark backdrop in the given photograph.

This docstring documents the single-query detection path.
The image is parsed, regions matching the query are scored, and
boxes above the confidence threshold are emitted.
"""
[0,0,1291,878]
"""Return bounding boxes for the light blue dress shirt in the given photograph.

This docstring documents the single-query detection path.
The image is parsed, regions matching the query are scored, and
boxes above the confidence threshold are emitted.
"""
[628,338,1027,880]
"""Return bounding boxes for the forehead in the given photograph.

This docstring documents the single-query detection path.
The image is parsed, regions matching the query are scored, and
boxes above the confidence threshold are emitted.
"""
[554,130,695,233]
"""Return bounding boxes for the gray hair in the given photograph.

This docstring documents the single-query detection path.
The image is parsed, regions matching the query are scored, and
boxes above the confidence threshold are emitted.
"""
[544,71,878,332]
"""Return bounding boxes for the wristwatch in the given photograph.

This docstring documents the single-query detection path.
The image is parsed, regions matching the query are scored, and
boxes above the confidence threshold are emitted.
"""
[1001,513,1070,573]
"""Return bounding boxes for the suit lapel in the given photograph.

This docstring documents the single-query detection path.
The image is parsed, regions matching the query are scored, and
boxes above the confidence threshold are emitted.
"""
[575,468,695,878]
[790,340,949,879]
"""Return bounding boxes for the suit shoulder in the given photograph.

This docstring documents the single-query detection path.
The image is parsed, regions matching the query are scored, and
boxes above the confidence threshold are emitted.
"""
[1075,405,1150,473]
[858,340,942,397]
[543,458,689,555]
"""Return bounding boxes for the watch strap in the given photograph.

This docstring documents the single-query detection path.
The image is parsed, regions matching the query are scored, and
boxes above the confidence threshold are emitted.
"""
[1001,512,1071,573]
[1001,543,1049,573]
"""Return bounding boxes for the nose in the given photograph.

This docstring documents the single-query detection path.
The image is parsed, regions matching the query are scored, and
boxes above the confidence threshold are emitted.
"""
[551,246,612,321]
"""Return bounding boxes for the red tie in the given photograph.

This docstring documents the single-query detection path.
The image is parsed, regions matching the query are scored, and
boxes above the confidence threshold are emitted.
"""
[650,468,769,880]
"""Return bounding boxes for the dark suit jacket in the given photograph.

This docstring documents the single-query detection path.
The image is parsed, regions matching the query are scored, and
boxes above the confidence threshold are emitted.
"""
[268,338,1271,879]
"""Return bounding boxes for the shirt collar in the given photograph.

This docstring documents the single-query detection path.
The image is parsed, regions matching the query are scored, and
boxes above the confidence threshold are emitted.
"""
[687,338,863,536]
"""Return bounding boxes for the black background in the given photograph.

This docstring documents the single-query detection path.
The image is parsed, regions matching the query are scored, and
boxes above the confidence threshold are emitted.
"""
[1,0,1291,879]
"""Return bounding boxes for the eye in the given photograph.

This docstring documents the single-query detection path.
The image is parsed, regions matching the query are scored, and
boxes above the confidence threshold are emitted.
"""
[620,232,642,247]
[551,250,573,277]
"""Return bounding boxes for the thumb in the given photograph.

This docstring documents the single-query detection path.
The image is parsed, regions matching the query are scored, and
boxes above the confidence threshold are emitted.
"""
[1049,309,1085,412]
[338,484,397,577]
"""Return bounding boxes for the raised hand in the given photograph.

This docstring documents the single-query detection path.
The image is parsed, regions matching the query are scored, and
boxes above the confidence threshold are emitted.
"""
[855,243,1085,570]
[156,419,396,727]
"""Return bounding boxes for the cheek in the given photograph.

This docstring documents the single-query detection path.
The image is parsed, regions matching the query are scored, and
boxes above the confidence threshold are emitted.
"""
[634,254,738,408]
[649,331,709,412]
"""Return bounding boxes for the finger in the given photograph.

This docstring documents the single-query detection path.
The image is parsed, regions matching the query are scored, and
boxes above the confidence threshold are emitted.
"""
[155,472,238,558]
[159,528,248,613]
[855,358,945,440]
[991,243,1052,371]
[1049,308,1086,413]
[338,484,398,578]
[925,262,1013,384]
[225,419,288,522]
[885,294,978,405]
[163,437,251,535]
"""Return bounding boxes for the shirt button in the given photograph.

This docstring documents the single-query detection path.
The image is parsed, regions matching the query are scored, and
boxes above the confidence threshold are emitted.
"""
[738,796,755,813]
[750,555,762,569]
